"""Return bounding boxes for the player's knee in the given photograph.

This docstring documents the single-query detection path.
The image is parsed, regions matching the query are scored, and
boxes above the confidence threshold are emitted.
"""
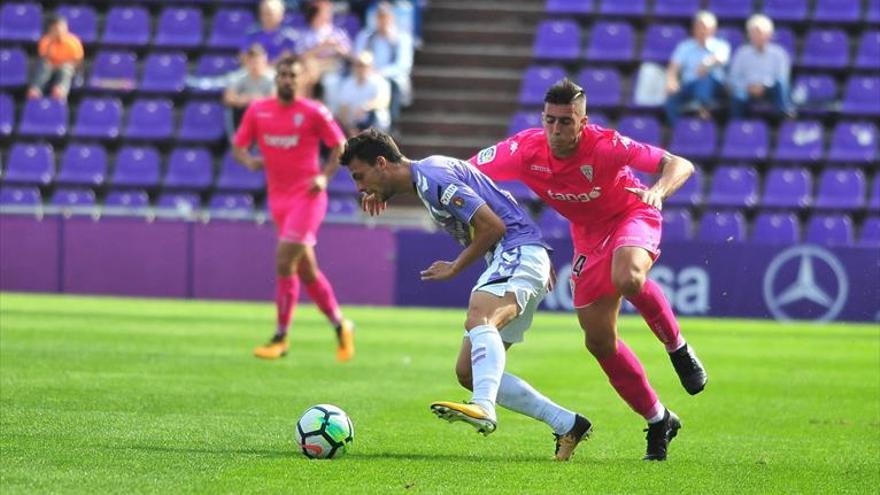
[463,309,489,331]
[612,268,646,297]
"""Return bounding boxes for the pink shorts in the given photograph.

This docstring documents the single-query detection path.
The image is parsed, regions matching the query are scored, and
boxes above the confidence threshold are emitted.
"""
[270,190,327,246]
[570,207,662,308]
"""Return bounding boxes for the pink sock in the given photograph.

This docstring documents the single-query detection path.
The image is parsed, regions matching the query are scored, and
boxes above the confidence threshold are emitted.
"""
[628,279,685,352]
[597,339,663,420]
[275,275,300,338]
[304,271,343,326]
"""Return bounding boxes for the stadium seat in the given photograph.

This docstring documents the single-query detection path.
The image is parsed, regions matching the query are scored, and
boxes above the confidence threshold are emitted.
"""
[0,186,41,206]
[208,8,255,49]
[869,176,880,212]
[334,13,361,40]
[519,65,566,105]
[706,164,759,208]
[125,98,174,141]
[538,207,570,239]
[545,0,592,15]
[190,54,240,95]
[209,192,255,216]
[854,31,880,70]
[585,21,635,62]
[0,2,42,42]
[790,74,837,112]
[163,147,213,192]
[772,27,795,57]
[154,7,203,48]
[665,165,703,207]
[597,0,647,17]
[177,101,225,143]
[706,0,753,20]
[215,151,266,193]
[112,145,161,189]
[751,212,800,245]
[668,118,717,160]
[327,170,356,196]
[327,197,359,219]
[0,92,13,137]
[716,26,744,52]
[761,167,812,209]
[497,180,537,202]
[4,143,54,185]
[588,111,609,128]
[50,187,96,209]
[652,0,700,19]
[140,52,188,94]
[813,168,866,211]
[18,98,67,138]
[869,0,880,23]
[576,67,621,109]
[508,111,541,135]
[56,143,107,187]
[72,97,122,140]
[533,20,581,61]
[799,29,848,69]
[105,189,150,210]
[56,4,98,44]
[88,51,138,92]
[661,208,693,241]
[812,0,861,23]
[0,48,27,89]
[697,209,746,243]
[761,0,808,22]
[719,119,768,162]
[840,76,880,117]
[641,24,687,63]
[157,191,201,213]
[827,122,877,164]
[805,214,854,246]
[283,11,307,30]
[101,6,151,46]
[859,217,880,247]
[617,115,661,146]
[773,120,824,163]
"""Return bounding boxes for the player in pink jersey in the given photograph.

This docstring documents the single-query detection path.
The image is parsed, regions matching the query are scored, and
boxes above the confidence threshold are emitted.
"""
[232,55,355,362]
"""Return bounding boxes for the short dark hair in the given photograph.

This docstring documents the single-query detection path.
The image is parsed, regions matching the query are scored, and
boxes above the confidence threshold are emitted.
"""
[275,54,300,71]
[340,128,404,167]
[46,15,66,29]
[544,78,587,112]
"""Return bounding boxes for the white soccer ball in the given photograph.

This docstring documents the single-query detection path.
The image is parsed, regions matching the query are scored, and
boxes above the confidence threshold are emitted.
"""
[295,404,354,459]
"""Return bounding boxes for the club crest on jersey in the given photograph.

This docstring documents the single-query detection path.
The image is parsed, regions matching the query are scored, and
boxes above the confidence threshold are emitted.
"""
[580,164,594,182]
[452,197,465,208]
[476,146,496,165]
[293,113,304,127]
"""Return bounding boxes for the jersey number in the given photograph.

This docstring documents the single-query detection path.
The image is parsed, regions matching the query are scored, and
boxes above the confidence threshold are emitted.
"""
[572,255,587,277]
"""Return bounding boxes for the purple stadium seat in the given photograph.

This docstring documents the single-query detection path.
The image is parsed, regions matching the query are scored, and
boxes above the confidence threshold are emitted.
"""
[546,0,592,14]
[642,24,687,63]
[533,20,581,61]
[870,176,880,212]
[773,120,824,163]
[706,0,754,20]
[0,92,13,136]
[4,143,54,185]
[653,0,700,19]
[140,52,188,94]
[50,187,96,208]
[154,7,203,48]
[586,21,635,62]
[697,209,746,243]
[163,147,213,191]
[827,122,877,164]
[669,118,717,160]
[112,145,161,189]
[720,119,768,162]
[805,214,854,246]
[57,5,98,44]
[283,11,307,30]
[0,186,41,206]
[661,208,693,241]
[18,98,67,138]
[772,27,795,57]
[588,111,610,128]
[72,97,122,140]
[790,74,837,111]
[762,0,808,22]
[334,13,361,40]
[0,48,27,89]
[216,151,266,193]
[869,0,880,23]
[799,29,848,69]
[716,26,744,52]
[576,67,621,109]
[812,0,861,23]
[327,170,356,196]
[178,101,225,142]
[105,190,150,210]
[190,54,239,95]
[840,76,880,117]
[88,51,137,92]
[855,31,880,70]
[327,197,359,219]
[706,165,759,208]
[56,144,107,186]
[762,167,812,209]
[860,217,880,246]
[597,0,646,17]
[519,65,566,105]
[125,98,174,141]
[209,192,255,216]
[497,180,538,202]
[814,168,866,211]
[665,165,703,207]
[0,2,42,42]
[508,111,542,135]
[618,115,661,146]
[157,192,201,213]
[208,9,254,49]
[751,212,800,245]
[102,6,151,46]
[538,207,570,239]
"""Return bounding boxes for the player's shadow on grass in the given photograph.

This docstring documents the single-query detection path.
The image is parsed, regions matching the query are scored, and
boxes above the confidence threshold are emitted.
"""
[109,444,290,459]
[354,452,552,463]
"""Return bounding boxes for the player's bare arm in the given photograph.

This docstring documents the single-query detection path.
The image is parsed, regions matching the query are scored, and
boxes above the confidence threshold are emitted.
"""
[312,142,345,193]
[420,204,506,281]
[231,145,264,171]
[626,152,694,210]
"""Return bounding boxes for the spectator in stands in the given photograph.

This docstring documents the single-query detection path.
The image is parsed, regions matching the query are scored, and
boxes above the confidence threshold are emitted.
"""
[728,14,795,119]
[337,51,391,135]
[224,44,276,137]
[664,11,730,124]
[354,2,413,127]
[27,15,83,101]
[296,0,352,105]
[242,0,298,65]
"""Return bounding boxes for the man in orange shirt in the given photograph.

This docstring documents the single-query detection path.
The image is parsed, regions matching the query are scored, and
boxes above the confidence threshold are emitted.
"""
[27,15,84,101]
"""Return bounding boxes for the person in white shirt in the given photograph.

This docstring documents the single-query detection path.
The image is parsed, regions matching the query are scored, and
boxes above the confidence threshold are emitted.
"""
[728,14,794,118]
[337,51,391,135]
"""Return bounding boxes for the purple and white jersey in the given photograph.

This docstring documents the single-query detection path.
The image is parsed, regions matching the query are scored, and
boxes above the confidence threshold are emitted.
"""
[411,156,548,254]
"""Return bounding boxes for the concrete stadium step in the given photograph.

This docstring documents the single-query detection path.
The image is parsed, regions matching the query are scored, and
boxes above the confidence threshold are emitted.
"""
[412,66,523,92]
[424,1,546,24]
[407,88,519,114]
[396,134,495,159]
[415,44,534,69]
[421,22,536,46]
[398,112,509,136]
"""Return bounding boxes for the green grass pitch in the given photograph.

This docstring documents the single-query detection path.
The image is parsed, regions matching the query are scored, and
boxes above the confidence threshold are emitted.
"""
[1,292,878,494]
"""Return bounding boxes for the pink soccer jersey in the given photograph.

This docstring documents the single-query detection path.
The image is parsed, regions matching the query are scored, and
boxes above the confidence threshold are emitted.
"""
[234,97,346,205]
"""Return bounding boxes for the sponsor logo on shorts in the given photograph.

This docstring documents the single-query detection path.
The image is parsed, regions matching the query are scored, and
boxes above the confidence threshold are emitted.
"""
[547,187,602,202]
[264,134,300,149]
[440,184,459,206]
[476,146,496,165]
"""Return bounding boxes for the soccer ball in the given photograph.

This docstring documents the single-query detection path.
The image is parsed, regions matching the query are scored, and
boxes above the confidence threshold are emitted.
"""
[295,404,354,459]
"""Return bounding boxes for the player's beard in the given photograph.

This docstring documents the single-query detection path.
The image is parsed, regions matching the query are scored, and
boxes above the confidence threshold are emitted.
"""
[277,85,294,102]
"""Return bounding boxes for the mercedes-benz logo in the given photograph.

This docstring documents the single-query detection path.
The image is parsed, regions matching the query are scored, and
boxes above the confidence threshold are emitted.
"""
[762,245,849,322]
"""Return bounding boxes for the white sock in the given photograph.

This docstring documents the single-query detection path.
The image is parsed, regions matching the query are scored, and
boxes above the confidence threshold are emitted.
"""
[646,402,667,424]
[468,324,505,420]
[497,373,576,435]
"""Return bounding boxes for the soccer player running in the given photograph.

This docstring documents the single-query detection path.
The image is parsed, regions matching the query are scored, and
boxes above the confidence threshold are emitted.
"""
[341,129,592,461]
[232,55,355,362]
